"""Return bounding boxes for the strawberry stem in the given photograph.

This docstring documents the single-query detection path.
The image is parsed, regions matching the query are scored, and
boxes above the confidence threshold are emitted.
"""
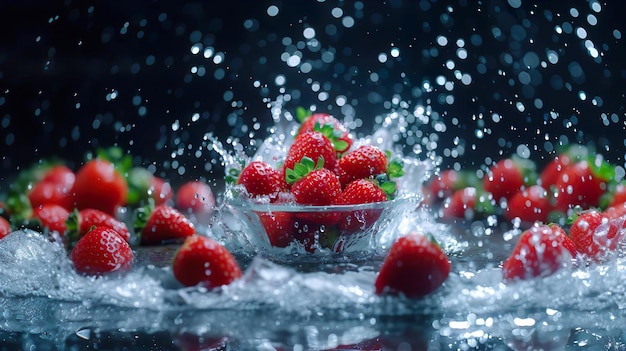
[313,122,349,153]
[285,157,323,184]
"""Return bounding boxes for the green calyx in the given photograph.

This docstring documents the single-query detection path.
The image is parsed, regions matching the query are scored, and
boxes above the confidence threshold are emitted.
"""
[374,174,398,200]
[225,158,246,185]
[587,155,615,182]
[65,208,81,245]
[313,122,349,153]
[133,197,156,235]
[285,157,324,185]
[93,146,133,176]
[126,167,155,206]
[296,107,312,124]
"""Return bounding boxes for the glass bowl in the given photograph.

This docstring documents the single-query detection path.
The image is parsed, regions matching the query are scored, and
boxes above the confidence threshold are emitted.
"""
[224,192,420,257]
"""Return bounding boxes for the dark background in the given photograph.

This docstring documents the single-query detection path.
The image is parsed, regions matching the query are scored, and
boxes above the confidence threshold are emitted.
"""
[1,0,625,187]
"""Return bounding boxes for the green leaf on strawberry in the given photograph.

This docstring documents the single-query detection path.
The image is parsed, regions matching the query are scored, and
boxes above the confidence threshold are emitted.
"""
[313,122,349,153]
[295,106,312,123]
[587,155,615,182]
[285,156,324,184]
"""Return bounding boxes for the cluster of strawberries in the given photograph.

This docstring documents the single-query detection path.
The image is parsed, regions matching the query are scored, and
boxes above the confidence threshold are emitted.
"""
[0,148,241,290]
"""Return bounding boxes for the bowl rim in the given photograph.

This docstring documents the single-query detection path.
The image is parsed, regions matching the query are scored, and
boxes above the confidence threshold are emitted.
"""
[225,194,419,213]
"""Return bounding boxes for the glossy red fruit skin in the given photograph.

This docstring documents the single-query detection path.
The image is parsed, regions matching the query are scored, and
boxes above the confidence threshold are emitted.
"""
[0,217,11,240]
[237,161,286,201]
[175,181,215,214]
[284,131,339,175]
[75,208,130,242]
[604,202,626,220]
[33,203,70,235]
[335,179,387,234]
[539,155,570,188]
[553,160,607,213]
[569,210,620,261]
[298,113,352,154]
[140,205,195,246]
[150,177,174,206]
[291,168,342,225]
[172,234,242,289]
[337,145,388,187]
[257,211,296,248]
[375,234,451,298]
[28,165,76,211]
[483,159,525,201]
[70,226,134,276]
[502,224,575,282]
[442,187,477,219]
[505,185,552,224]
[72,159,128,216]
[428,169,459,201]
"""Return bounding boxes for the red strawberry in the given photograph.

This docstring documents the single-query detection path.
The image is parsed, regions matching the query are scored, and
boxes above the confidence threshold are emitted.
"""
[136,204,195,246]
[257,211,296,248]
[297,112,352,154]
[0,217,11,240]
[172,234,242,288]
[504,185,552,224]
[284,131,339,175]
[441,187,494,220]
[28,165,75,211]
[335,179,387,234]
[539,154,571,188]
[66,208,130,243]
[237,161,287,201]
[286,157,342,225]
[483,158,535,202]
[149,176,174,206]
[70,226,134,276]
[602,182,626,209]
[337,145,388,186]
[604,202,626,220]
[175,181,215,215]
[72,159,128,216]
[553,159,613,213]
[374,233,450,298]
[502,224,576,281]
[569,210,620,261]
[427,169,480,202]
[33,203,70,235]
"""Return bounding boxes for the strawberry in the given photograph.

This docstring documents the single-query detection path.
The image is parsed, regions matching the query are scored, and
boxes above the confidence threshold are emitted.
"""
[483,158,536,202]
[135,204,195,246]
[337,145,388,186]
[66,208,130,244]
[604,202,626,220]
[539,154,571,189]
[236,161,287,201]
[72,158,128,216]
[28,165,75,211]
[257,211,296,248]
[441,187,494,220]
[374,233,450,298]
[285,157,342,225]
[0,216,11,240]
[553,159,613,213]
[504,185,552,224]
[70,226,134,276]
[600,181,626,209]
[502,224,576,281]
[284,131,339,175]
[175,181,215,215]
[126,167,173,206]
[335,179,387,234]
[33,203,70,235]
[427,169,480,202]
[569,209,620,261]
[172,234,242,288]
[297,111,352,154]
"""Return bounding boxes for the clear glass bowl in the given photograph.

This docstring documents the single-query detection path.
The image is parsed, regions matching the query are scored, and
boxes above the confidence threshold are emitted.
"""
[224,191,421,257]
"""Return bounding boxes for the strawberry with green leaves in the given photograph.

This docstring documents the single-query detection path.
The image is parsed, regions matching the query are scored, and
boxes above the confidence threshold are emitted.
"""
[70,226,134,276]
[483,157,537,202]
[296,110,352,154]
[502,224,576,281]
[72,158,128,216]
[337,145,394,187]
[428,169,480,201]
[569,209,620,262]
[285,157,342,225]
[284,130,340,174]
[126,167,173,207]
[504,185,552,224]
[441,187,495,220]
[236,161,287,201]
[66,208,130,244]
[172,234,242,289]
[375,233,450,298]
[553,158,614,213]
[32,203,70,235]
[135,203,195,246]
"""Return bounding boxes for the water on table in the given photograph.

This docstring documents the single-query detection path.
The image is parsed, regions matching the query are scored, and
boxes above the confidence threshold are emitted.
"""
[1,0,626,350]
